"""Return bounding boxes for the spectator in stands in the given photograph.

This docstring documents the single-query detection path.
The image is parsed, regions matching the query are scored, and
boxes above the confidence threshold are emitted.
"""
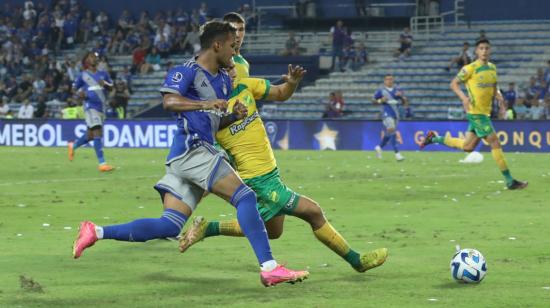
[199,2,209,24]
[355,42,368,69]
[355,0,367,17]
[530,99,545,120]
[108,30,127,55]
[118,66,133,93]
[239,4,257,31]
[17,99,34,119]
[395,27,413,59]
[155,35,171,58]
[117,9,135,36]
[322,92,344,118]
[182,24,200,54]
[330,20,346,71]
[141,47,161,74]
[110,79,130,119]
[544,60,550,87]
[32,75,46,99]
[80,11,94,44]
[502,82,518,119]
[341,44,355,72]
[280,32,300,56]
[13,74,33,102]
[34,94,49,118]
[131,43,147,74]
[446,42,473,71]
[295,0,308,18]
[524,76,543,108]
[0,96,9,118]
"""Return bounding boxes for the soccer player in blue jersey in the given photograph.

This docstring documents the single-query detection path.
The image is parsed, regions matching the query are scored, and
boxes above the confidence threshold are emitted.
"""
[373,74,408,161]
[72,21,309,287]
[68,51,115,172]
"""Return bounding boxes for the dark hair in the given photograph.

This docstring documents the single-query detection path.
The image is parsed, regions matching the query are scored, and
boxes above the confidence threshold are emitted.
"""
[81,51,97,67]
[463,41,469,45]
[475,38,490,46]
[199,20,236,49]
[223,12,245,24]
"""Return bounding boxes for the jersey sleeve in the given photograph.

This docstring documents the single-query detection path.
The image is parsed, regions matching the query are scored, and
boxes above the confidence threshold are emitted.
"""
[373,89,383,100]
[159,66,195,96]
[456,64,474,82]
[240,78,271,100]
[72,75,84,91]
[103,71,113,85]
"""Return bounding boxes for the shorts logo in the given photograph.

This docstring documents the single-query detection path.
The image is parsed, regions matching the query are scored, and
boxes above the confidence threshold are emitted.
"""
[172,72,183,82]
[270,191,279,202]
[285,194,296,209]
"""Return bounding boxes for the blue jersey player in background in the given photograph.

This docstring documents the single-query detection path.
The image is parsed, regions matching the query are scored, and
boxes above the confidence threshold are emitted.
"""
[72,21,309,287]
[68,51,114,172]
[373,74,408,161]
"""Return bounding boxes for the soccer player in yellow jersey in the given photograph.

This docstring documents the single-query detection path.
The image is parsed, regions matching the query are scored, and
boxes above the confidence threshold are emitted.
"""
[223,12,249,81]
[421,39,527,190]
[179,62,388,273]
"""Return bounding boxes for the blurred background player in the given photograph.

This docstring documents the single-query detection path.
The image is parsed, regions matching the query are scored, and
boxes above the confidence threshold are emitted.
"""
[72,21,308,287]
[179,62,388,273]
[373,74,408,161]
[421,39,528,190]
[68,52,114,172]
[223,12,248,81]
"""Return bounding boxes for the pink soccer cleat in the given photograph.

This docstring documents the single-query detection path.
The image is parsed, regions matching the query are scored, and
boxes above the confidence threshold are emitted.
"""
[72,221,98,259]
[260,265,310,287]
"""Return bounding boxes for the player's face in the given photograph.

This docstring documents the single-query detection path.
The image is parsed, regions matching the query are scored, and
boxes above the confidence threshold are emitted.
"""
[475,43,490,61]
[224,62,237,86]
[87,53,98,67]
[384,76,394,87]
[218,33,237,68]
[230,22,245,51]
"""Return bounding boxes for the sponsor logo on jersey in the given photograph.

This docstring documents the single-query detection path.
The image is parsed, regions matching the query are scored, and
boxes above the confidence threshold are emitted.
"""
[172,72,183,82]
[229,111,259,135]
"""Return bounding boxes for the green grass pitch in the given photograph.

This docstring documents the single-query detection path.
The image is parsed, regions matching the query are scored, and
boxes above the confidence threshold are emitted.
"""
[1,147,549,307]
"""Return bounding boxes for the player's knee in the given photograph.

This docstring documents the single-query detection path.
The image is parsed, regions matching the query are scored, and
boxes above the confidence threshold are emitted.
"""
[305,201,326,227]
[267,228,283,239]
[231,185,256,208]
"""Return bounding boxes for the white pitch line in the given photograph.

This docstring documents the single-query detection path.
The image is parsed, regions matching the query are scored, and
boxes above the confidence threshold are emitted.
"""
[0,175,158,186]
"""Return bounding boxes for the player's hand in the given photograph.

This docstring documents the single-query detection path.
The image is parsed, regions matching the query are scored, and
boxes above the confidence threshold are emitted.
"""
[98,80,105,87]
[281,64,307,85]
[203,99,228,112]
[232,100,248,120]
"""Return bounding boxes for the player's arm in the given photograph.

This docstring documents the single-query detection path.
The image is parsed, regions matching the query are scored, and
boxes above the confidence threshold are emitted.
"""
[451,65,473,112]
[373,90,387,104]
[219,100,247,130]
[495,85,506,119]
[162,94,227,112]
[265,65,307,101]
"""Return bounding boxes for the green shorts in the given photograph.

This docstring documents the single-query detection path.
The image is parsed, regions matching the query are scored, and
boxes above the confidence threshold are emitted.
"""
[467,114,495,138]
[244,168,300,221]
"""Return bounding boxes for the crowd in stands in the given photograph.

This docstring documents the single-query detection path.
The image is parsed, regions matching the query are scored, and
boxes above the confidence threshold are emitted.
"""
[0,0,258,120]
[329,20,369,72]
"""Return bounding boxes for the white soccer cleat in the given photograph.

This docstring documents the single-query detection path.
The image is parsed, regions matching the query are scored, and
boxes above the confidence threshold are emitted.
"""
[395,152,405,161]
[374,146,382,159]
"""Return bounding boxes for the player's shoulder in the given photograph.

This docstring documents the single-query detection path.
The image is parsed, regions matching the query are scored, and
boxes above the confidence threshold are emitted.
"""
[233,55,249,67]
[165,60,199,81]
[488,61,497,69]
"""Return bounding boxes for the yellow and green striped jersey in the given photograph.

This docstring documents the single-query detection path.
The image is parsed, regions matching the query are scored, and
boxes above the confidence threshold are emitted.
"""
[216,77,274,179]
[233,54,249,82]
[456,60,498,116]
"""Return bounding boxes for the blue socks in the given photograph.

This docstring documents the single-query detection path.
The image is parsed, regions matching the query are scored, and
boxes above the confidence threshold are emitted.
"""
[231,184,274,264]
[390,134,399,153]
[73,134,89,149]
[379,135,391,148]
[103,209,188,242]
[93,137,106,164]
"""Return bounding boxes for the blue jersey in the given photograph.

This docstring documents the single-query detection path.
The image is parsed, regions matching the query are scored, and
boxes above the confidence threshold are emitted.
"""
[159,59,232,163]
[374,86,404,119]
[502,89,517,107]
[73,70,112,112]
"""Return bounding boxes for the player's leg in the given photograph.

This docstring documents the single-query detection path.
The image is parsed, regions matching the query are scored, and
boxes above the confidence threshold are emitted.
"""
[484,132,528,190]
[210,170,309,285]
[73,193,191,259]
[289,196,388,272]
[421,130,479,151]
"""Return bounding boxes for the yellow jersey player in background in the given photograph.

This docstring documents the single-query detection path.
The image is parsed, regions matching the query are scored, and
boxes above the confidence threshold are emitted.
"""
[179,61,388,273]
[223,12,249,81]
[421,39,528,190]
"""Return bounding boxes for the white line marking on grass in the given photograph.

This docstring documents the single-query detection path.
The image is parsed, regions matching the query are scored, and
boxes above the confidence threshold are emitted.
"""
[0,175,158,186]
[428,298,439,302]
[542,287,550,290]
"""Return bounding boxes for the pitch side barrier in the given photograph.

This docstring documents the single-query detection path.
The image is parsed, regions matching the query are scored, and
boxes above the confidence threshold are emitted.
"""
[0,119,549,152]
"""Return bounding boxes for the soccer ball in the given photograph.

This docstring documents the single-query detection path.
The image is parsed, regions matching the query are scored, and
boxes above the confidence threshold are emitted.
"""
[450,248,487,283]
